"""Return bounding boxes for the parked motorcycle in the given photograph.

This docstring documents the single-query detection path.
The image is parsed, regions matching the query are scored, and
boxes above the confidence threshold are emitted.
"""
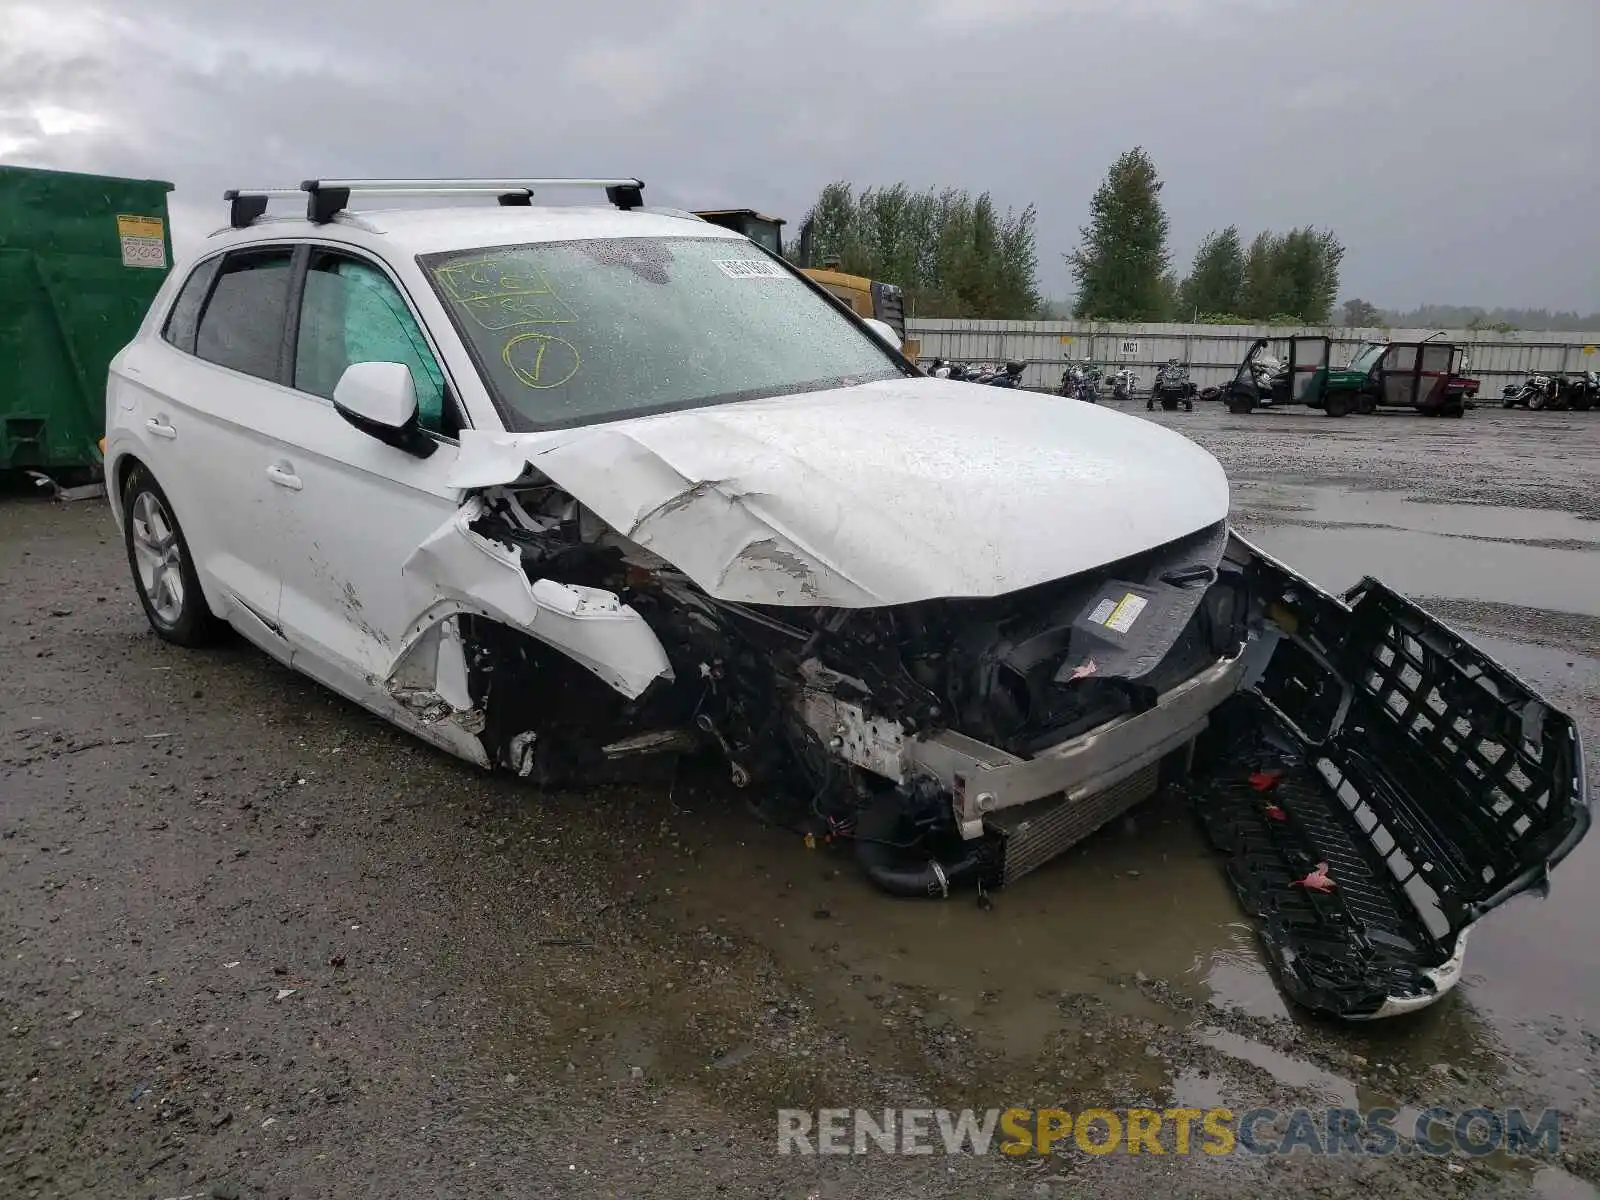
[1554,371,1596,412]
[1502,373,1557,410]
[1107,367,1139,402]
[976,360,1027,388]
[1147,359,1198,411]
[1059,357,1102,402]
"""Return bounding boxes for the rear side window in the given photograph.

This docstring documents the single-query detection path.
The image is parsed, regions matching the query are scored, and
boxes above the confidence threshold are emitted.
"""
[161,256,222,354]
[195,248,295,382]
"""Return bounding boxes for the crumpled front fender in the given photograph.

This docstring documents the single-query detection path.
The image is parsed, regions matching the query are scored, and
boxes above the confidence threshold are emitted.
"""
[390,495,673,702]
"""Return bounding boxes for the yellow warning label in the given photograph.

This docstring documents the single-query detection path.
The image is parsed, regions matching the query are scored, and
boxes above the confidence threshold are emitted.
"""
[116,214,164,240]
[1584,345,1596,355]
[1058,335,1074,344]
[1104,593,1148,634]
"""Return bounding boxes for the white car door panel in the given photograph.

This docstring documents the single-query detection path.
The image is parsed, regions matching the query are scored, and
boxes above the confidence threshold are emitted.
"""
[266,396,460,686]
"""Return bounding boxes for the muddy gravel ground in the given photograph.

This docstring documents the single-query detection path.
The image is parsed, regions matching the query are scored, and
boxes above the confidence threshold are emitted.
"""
[3,404,1599,1200]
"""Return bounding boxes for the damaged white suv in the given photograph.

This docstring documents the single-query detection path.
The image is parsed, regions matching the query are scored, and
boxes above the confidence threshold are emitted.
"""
[106,178,1588,1021]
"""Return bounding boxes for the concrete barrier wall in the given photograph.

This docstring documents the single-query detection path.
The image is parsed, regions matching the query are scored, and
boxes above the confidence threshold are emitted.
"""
[905,319,1600,395]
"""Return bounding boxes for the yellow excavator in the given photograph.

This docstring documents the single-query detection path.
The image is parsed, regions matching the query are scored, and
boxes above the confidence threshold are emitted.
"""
[692,209,921,363]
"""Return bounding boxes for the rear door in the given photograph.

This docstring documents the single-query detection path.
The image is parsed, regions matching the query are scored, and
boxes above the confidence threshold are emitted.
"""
[1287,336,1330,403]
[1192,535,1591,1018]
[1416,342,1454,410]
[111,245,299,653]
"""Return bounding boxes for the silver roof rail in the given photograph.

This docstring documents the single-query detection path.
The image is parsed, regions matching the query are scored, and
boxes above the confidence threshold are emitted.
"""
[222,177,646,229]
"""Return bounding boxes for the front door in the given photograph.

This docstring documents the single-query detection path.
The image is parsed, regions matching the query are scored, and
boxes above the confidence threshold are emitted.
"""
[265,246,469,695]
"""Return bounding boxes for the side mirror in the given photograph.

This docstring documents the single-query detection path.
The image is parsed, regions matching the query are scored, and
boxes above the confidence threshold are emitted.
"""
[331,362,436,459]
[862,317,902,351]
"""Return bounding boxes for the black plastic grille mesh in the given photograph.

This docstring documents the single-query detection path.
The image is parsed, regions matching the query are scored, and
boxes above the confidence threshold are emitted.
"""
[1192,576,1588,1019]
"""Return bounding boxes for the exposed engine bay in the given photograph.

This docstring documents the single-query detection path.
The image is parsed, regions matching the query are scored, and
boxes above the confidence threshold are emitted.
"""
[450,483,1259,891]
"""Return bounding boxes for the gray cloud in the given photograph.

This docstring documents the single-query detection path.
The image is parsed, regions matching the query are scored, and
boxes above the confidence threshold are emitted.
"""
[3,0,1596,311]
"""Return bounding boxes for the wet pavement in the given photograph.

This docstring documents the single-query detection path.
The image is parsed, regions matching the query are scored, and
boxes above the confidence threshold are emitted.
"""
[2,403,1598,1199]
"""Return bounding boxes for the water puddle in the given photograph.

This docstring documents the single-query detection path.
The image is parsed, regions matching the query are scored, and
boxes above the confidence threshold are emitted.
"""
[1242,524,1600,616]
[1234,485,1600,614]
[1283,487,1600,546]
[1185,1027,1596,1194]
[654,787,1266,1059]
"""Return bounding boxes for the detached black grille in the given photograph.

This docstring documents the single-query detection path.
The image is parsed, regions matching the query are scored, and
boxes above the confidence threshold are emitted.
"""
[1189,577,1590,1019]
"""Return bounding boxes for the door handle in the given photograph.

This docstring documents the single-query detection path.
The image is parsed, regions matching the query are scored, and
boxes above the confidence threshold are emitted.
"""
[265,464,303,491]
[145,418,177,440]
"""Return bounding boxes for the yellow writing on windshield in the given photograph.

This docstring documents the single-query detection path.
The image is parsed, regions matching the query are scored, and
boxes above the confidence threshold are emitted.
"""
[432,257,577,331]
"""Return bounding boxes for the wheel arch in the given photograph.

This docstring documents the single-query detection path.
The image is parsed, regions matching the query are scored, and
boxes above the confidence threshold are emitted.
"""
[107,450,148,528]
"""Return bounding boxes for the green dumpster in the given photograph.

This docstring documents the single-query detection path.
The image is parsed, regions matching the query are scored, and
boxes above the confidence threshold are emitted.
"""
[0,164,175,476]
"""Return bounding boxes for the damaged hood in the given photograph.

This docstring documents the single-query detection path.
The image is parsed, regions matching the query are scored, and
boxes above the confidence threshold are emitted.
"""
[452,377,1230,606]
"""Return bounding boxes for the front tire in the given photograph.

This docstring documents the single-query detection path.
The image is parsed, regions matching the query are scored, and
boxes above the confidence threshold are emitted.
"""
[1324,391,1354,418]
[122,464,224,647]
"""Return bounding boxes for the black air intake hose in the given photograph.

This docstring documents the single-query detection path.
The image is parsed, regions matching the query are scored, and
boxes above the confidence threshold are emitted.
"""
[853,794,985,898]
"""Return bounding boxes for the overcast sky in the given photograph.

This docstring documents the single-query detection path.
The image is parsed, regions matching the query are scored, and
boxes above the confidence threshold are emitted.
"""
[3,0,1596,312]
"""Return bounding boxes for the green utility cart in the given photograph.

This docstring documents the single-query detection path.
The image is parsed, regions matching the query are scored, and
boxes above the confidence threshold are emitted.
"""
[0,164,175,476]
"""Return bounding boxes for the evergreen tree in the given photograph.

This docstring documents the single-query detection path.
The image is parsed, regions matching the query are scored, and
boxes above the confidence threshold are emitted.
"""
[1066,147,1172,320]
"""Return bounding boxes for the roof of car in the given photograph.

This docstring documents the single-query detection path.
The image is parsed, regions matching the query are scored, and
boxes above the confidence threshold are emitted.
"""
[207,204,739,257]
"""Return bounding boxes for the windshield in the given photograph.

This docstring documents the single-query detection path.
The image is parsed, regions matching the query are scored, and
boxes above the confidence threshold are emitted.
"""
[1347,344,1387,373]
[419,236,903,430]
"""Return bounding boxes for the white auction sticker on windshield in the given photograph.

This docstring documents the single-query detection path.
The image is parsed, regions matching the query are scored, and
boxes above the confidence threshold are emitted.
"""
[715,259,786,279]
[1105,593,1148,634]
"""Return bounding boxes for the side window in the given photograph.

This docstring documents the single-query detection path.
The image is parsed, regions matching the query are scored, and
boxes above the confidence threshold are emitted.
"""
[161,256,222,355]
[294,250,456,437]
[194,248,295,381]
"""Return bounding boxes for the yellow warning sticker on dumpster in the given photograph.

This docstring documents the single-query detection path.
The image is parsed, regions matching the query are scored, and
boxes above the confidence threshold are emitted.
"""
[116,213,166,269]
